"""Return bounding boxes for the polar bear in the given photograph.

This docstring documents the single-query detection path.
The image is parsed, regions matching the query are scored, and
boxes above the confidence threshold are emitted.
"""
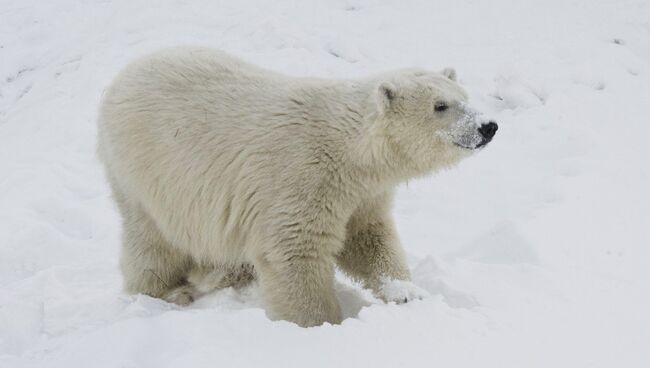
[97,47,497,327]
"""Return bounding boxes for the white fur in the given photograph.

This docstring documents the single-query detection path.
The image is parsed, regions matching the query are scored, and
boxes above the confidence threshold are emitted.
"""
[97,47,492,326]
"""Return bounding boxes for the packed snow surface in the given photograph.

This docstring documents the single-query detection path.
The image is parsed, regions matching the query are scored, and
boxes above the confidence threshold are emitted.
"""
[1,0,649,367]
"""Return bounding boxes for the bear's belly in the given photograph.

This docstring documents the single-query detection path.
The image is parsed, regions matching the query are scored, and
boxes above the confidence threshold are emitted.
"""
[130,161,267,266]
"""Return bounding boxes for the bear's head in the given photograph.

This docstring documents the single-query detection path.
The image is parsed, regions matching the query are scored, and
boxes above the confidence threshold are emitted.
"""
[365,68,497,177]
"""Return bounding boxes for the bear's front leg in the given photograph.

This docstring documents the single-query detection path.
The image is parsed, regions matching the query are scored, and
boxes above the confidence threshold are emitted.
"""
[337,191,429,303]
[255,248,342,327]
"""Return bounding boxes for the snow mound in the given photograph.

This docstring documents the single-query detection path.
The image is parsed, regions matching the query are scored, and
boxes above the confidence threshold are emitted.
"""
[452,221,539,265]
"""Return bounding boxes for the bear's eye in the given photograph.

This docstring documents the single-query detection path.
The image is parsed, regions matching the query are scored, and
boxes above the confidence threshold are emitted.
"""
[434,102,449,112]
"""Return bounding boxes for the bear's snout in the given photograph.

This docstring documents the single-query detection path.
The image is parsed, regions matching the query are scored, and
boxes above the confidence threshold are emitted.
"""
[474,121,497,148]
[478,121,498,140]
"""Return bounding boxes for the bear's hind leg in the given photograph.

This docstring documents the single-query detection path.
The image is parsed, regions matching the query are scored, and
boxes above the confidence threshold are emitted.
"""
[116,193,198,305]
[187,263,256,293]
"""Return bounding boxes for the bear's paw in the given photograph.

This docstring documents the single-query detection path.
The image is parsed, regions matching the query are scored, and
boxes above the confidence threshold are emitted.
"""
[377,278,430,304]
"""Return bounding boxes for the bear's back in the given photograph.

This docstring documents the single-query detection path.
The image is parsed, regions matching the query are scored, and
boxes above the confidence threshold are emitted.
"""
[96,48,361,264]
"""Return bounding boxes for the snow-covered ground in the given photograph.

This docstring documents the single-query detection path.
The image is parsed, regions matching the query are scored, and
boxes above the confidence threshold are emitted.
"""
[1,0,649,367]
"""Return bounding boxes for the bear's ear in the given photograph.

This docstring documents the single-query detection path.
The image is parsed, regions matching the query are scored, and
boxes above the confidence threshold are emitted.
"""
[376,82,397,113]
[441,67,457,81]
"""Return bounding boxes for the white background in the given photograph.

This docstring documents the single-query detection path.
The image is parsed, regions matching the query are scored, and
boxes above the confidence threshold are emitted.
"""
[1,0,648,367]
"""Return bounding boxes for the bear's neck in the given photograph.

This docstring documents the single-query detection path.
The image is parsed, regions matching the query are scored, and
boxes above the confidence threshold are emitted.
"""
[293,80,420,197]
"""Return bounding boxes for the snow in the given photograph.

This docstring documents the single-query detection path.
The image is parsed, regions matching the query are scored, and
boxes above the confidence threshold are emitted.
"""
[1,0,649,367]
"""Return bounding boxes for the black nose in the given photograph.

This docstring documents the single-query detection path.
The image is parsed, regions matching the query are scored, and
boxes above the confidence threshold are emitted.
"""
[478,122,498,140]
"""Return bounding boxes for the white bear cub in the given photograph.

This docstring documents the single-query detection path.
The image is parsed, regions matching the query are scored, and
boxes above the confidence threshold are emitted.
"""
[97,47,497,327]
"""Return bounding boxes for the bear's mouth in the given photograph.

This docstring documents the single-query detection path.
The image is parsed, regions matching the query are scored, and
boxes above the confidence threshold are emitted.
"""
[474,137,492,149]
[454,137,491,150]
